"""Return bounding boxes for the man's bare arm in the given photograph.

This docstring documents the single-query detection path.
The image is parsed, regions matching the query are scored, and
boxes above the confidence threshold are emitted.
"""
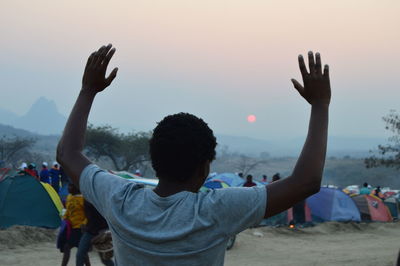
[265,51,331,218]
[57,44,118,188]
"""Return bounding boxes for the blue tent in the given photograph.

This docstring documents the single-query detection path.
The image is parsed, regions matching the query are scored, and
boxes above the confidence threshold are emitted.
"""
[209,173,244,187]
[209,173,265,187]
[202,180,230,189]
[306,187,361,222]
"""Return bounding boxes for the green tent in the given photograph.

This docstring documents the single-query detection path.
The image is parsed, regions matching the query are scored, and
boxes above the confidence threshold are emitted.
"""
[0,175,62,229]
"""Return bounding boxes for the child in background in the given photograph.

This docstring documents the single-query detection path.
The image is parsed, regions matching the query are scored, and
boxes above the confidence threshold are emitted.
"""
[61,183,90,266]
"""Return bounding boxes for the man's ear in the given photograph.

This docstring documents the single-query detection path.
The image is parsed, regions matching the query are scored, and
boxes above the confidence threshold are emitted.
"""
[202,160,210,178]
[193,160,210,185]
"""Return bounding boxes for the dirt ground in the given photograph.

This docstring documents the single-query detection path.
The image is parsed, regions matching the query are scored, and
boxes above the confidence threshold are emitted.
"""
[1,222,399,266]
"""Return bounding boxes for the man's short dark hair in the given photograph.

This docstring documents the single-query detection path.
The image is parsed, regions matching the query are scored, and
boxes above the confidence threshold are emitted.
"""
[150,113,217,182]
[363,182,368,187]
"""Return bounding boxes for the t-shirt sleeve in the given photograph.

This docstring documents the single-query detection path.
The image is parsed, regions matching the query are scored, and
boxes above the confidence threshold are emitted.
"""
[201,186,267,236]
[79,164,131,217]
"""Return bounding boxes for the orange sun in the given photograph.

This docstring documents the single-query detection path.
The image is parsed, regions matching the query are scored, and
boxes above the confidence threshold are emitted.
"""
[247,114,256,123]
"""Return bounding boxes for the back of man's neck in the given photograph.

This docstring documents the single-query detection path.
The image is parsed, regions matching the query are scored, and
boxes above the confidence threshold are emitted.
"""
[153,179,197,197]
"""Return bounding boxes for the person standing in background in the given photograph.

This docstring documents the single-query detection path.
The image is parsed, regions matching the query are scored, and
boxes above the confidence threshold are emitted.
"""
[373,186,385,201]
[272,173,281,182]
[76,200,114,266]
[60,166,70,188]
[26,163,39,180]
[261,175,268,184]
[40,162,50,183]
[49,162,61,193]
[17,162,28,175]
[59,166,71,203]
[359,182,371,195]
[62,183,89,266]
[243,175,257,187]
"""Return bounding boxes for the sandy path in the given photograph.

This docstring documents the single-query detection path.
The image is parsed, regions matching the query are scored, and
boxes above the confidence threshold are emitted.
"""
[0,242,103,265]
[1,222,399,266]
[225,222,400,266]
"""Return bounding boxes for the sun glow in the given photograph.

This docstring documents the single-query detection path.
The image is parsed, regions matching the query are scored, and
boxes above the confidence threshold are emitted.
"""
[247,115,256,123]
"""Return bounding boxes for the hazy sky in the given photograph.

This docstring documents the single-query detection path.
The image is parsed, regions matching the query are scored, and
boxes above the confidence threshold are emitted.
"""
[1,0,399,140]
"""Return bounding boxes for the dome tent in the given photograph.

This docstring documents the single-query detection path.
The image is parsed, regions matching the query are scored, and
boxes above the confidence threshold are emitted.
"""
[306,187,361,222]
[0,175,62,229]
[262,187,361,226]
[352,194,392,222]
[201,179,230,191]
[208,173,245,187]
[384,197,399,220]
[208,173,264,187]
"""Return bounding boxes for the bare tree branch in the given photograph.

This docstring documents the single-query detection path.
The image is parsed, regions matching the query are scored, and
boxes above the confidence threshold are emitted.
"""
[365,110,400,169]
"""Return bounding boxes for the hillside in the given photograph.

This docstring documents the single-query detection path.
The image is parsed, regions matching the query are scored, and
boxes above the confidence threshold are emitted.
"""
[0,124,59,156]
[0,97,387,157]
[211,156,400,188]
[0,123,398,188]
[216,134,386,158]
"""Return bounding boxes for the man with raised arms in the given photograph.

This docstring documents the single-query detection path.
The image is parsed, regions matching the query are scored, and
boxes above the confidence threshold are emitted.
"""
[57,44,331,265]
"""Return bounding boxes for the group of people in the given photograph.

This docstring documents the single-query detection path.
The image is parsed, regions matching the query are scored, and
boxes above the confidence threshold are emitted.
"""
[240,172,282,187]
[360,182,386,200]
[60,182,114,266]
[18,161,67,193]
[18,160,113,264]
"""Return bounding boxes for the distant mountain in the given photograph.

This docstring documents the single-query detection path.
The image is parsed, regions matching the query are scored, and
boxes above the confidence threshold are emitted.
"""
[0,97,66,135]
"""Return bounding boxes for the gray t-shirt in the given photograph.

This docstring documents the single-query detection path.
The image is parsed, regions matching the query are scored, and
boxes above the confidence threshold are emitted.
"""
[80,164,267,266]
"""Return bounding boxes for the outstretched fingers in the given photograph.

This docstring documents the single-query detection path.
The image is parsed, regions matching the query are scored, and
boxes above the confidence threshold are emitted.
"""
[315,53,322,76]
[323,64,329,79]
[291,78,304,96]
[298,55,308,76]
[105,68,118,86]
[103,47,116,67]
[91,46,105,67]
[299,51,323,77]
[85,52,95,71]
[308,51,315,76]
[293,51,331,105]
[94,44,112,67]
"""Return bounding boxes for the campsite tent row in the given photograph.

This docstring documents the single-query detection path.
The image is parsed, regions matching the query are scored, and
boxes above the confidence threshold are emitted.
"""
[109,171,399,225]
[207,173,396,225]
[3,171,395,230]
[117,171,397,224]
[262,187,395,225]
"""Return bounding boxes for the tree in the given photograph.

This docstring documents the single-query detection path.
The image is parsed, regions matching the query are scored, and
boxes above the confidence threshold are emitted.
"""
[0,135,36,167]
[234,154,267,177]
[118,132,152,171]
[85,125,151,172]
[365,110,400,169]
